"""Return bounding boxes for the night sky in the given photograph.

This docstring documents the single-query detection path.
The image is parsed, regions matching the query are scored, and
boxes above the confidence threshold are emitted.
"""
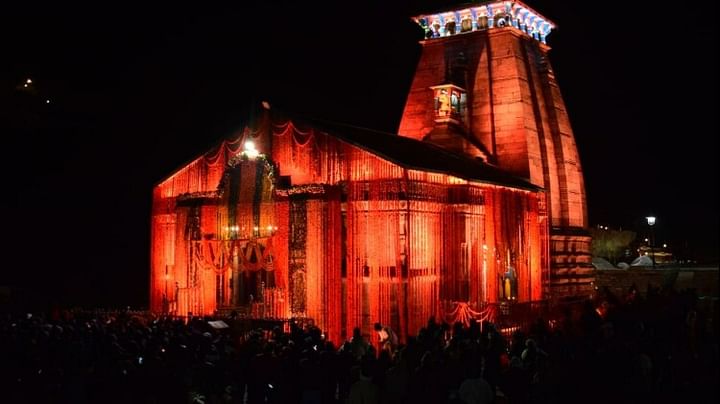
[1,1,717,309]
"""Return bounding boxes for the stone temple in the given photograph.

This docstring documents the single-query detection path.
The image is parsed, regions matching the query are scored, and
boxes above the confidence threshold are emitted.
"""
[150,1,592,343]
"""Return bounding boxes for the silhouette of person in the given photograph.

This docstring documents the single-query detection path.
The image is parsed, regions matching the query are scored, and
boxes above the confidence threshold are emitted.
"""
[374,322,398,355]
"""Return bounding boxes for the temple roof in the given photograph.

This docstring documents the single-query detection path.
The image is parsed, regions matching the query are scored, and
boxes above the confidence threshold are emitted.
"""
[300,116,540,191]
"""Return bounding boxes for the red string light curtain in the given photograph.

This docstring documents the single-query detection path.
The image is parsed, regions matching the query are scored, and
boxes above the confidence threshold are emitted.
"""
[305,196,343,343]
[173,208,190,315]
[271,121,345,185]
[406,200,443,336]
[151,116,549,344]
[483,188,498,304]
[150,213,176,312]
[528,193,543,301]
[342,144,406,342]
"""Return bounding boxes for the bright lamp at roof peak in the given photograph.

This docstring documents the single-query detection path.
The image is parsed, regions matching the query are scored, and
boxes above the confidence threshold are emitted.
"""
[243,140,260,159]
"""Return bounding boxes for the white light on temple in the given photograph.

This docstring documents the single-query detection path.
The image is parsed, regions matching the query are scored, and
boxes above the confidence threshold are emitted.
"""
[414,0,554,44]
[243,140,260,159]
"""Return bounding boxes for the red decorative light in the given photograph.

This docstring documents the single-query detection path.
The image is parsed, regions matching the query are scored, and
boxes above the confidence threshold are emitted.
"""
[150,117,547,343]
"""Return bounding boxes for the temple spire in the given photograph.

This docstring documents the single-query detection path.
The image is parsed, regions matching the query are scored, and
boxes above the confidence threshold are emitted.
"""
[400,0,592,300]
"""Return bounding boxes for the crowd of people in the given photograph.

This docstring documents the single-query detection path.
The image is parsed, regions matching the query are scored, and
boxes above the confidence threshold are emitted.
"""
[0,285,716,403]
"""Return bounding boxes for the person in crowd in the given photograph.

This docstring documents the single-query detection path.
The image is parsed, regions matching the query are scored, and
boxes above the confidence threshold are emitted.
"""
[374,322,398,356]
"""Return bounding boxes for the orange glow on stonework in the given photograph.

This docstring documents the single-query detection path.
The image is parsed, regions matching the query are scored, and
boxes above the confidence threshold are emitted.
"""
[151,117,547,344]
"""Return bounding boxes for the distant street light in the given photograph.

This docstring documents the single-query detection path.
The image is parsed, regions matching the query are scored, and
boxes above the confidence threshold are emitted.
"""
[646,216,656,269]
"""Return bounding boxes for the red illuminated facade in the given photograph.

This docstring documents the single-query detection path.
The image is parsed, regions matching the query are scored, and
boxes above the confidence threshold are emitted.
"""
[150,1,591,343]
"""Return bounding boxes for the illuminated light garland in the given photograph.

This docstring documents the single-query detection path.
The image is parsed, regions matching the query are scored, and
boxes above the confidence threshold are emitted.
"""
[274,184,326,196]
[202,144,226,166]
[444,301,499,327]
[198,237,276,274]
[176,191,219,202]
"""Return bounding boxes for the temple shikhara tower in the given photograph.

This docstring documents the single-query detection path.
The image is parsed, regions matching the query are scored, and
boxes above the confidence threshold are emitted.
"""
[402,1,593,299]
[150,1,591,343]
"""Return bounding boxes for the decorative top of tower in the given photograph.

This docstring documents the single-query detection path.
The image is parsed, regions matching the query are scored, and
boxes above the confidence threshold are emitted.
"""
[413,1,555,44]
